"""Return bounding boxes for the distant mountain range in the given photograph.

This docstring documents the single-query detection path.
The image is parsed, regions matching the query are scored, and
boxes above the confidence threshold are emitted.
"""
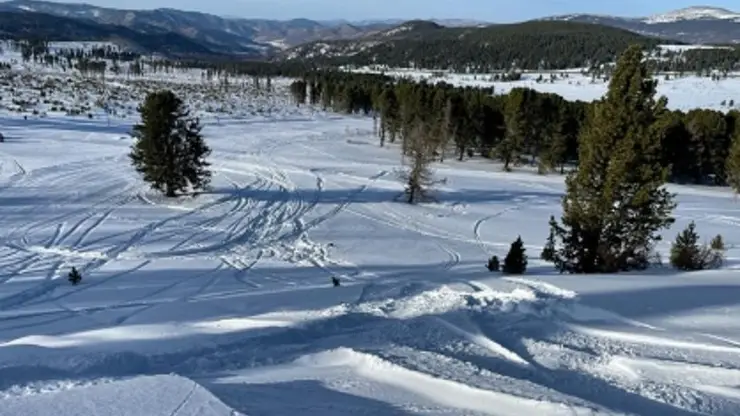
[0,1,736,59]
[0,0,401,57]
[543,6,740,44]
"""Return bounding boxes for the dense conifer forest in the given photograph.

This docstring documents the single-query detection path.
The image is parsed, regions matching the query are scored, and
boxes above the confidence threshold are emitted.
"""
[280,20,740,72]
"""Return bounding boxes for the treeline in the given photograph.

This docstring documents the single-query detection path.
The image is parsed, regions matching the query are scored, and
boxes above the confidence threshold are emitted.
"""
[10,38,49,62]
[55,45,139,62]
[173,58,316,77]
[282,20,740,73]
[289,70,740,187]
[650,47,740,74]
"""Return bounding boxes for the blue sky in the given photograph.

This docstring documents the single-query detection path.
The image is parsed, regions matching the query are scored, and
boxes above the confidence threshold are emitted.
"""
[55,0,740,21]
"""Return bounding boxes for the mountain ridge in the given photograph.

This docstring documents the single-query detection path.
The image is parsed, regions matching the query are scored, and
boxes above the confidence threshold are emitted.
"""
[542,6,740,43]
[0,1,737,59]
[0,0,400,55]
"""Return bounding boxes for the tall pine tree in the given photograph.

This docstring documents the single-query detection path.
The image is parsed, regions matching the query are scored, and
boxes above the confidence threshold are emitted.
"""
[130,90,211,198]
[726,112,740,192]
[546,45,676,273]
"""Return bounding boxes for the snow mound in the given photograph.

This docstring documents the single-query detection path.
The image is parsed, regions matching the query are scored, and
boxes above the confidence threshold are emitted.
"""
[214,347,599,416]
[0,374,241,416]
[352,278,577,320]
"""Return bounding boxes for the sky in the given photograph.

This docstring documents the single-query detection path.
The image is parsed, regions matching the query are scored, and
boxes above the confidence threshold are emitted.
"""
[49,0,740,21]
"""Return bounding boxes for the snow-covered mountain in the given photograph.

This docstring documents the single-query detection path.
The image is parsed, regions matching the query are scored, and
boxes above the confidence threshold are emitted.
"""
[0,0,400,55]
[545,6,740,44]
[644,6,740,24]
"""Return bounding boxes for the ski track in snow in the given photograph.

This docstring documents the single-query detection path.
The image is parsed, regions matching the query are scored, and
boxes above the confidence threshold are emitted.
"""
[2,91,740,415]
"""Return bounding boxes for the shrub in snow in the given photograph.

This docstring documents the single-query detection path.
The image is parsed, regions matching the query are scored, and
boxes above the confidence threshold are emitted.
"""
[503,236,527,275]
[486,255,500,272]
[68,267,82,285]
[669,221,723,271]
[711,234,725,252]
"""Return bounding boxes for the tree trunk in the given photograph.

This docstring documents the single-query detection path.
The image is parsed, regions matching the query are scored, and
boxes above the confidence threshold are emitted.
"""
[165,184,177,198]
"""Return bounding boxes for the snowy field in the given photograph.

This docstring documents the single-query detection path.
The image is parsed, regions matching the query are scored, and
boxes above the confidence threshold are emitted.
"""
[352,44,740,112]
[358,68,740,112]
[3,43,740,415]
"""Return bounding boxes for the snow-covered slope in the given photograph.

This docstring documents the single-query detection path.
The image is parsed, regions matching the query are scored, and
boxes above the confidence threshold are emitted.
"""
[0,375,240,416]
[644,6,740,24]
[352,64,740,112]
[3,42,740,415]
[544,6,740,44]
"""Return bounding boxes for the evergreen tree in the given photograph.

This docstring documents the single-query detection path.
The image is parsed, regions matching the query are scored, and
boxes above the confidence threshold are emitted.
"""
[497,88,528,170]
[68,267,82,285]
[289,80,307,106]
[710,234,725,251]
[669,222,723,270]
[726,119,740,191]
[486,255,500,272]
[309,80,321,105]
[378,87,399,146]
[541,220,557,262]
[129,90,211,198]
[546,45,676,273]
[400,121,438,204]
[502,236,527,274]
[539,103,571,174]
[685,109,728,184]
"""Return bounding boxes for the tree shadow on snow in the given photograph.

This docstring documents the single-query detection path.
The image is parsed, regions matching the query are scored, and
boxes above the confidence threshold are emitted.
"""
[200,379,417,416]
[204,185,562,206]
[0,116,131,136]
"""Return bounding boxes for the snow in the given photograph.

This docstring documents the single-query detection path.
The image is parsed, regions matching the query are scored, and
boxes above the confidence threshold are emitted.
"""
[2,42,740,415]
[656,44,734,52]
[644,6,740,24]
[0,375,239,415]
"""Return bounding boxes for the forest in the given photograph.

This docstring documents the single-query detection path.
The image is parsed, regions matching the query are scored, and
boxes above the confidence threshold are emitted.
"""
[286,69,740,189]
[282,20,740,72]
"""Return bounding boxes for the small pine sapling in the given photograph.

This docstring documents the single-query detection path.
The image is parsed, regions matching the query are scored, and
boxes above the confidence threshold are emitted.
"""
[486,255,500,272]
[541,221,556,262]
[503,236,528,274]
[669,222,723,270]
[68,266,82,285]
[711,234,725,251]
[669,221,701,270]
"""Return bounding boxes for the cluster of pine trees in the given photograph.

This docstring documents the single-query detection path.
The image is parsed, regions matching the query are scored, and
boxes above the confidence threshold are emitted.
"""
[288,70,740,188]
[286,45,738,274]
[55,45,140,63]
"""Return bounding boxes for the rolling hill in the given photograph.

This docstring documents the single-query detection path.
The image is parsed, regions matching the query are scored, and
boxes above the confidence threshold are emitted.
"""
[545,6,740,44]
[280,20,677,71]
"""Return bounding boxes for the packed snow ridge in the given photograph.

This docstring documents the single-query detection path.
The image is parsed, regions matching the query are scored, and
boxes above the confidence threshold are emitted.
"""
[1,41,740,415]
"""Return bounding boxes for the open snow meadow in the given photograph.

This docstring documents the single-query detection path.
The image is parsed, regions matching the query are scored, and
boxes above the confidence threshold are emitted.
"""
[4,42,740,415]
